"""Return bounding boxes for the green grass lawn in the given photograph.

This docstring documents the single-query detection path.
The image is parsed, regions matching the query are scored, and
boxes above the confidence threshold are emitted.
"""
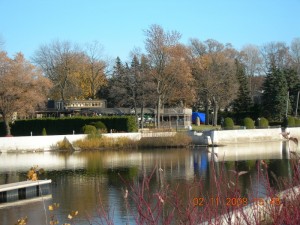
[191,124,221,131]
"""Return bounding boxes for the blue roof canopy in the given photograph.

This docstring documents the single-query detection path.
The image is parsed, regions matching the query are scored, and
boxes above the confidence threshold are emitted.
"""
[192,112,205,123]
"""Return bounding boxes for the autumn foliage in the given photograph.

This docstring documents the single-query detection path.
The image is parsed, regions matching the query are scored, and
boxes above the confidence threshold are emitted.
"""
[0,52,52,135]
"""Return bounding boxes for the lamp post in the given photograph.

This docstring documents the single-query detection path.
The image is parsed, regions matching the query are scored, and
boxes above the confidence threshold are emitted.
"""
[296,91,300,117]
[286,91,289,117]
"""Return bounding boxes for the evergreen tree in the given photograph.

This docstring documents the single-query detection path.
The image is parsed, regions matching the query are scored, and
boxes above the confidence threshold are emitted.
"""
[98,57,125,107]
[106,57,128,107]
[233,60,253,114]
[283,68,300,115]
[262,66,288,121]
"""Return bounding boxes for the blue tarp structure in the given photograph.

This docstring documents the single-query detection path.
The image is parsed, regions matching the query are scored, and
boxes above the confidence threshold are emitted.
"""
[192,112,206,124]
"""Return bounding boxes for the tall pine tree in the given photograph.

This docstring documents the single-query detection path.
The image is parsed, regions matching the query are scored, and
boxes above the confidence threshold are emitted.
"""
[233,60,253,117]
[283,68,300,115]
[262,66,288,121]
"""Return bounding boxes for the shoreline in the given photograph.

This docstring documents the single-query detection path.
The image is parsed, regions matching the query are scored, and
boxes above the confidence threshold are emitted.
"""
[0,127,299,152]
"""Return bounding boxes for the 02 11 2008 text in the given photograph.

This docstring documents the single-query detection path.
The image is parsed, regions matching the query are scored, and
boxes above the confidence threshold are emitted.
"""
[193,197,248,207]
[193,197,281,207]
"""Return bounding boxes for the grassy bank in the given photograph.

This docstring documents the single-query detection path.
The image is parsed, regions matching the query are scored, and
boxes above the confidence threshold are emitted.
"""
[68,132,192,150]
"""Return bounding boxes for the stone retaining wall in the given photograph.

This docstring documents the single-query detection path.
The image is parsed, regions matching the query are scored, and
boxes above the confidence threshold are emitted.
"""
[0,132,174,152]
[209,128,283,145]
[0,135,87,152]
[285,127,300,139]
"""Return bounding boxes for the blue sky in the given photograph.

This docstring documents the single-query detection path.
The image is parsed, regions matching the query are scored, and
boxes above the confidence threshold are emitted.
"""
[0,0,300,62]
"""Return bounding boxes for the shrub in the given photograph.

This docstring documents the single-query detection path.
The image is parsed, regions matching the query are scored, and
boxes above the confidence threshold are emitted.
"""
[138,132,192,148]
[287,116,295,127]
[138,133,192,149]
[91,121,107,133]
[223,117,234,130]
[74,137,102,149]
[258,117,269,128]
[82,125,97,135]
[57,137,74,151]
[74,136,137,150]
[295,118,300,127]
[42,128,47,135]
[243,117,255,129]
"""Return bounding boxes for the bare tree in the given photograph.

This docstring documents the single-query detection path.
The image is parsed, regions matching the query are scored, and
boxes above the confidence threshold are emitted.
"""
[260,42,291,72]
[81,41,107,99]
[144,24,188,128]
[189,39,238,125]
[290,38,300,76]
[32,40,81,100]
[240,44,263,76]
[0,52,52,135]
[240,44,263,97]
[0,35,4,51]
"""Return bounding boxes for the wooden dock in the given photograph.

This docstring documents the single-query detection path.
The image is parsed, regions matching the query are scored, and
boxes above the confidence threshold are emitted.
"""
[0,194,52,209]
[0,180,51,204]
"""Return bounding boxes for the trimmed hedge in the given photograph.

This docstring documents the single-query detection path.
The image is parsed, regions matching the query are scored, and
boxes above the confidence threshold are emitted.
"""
[295,118,300,127]
[287,116,295,127]
[10,116,137,136]
[0,121,6,136]
[257,117,269,128]
[243,117,255,129]
[224,117,234,130]
[82,125,97,135]
[42,128,47,135]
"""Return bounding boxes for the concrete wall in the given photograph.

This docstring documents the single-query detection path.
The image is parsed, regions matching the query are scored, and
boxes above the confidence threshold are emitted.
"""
[102,132,141,140]
[0,132,175,152]
[188,128,284,146]
[285,127,300,139]
[207,128,283,145]
[187,131,212,145]
[0,135,87,152]
[0,128,291,152]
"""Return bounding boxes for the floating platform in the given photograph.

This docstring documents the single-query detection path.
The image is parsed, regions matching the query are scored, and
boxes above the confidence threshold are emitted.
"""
[0,180,51,204]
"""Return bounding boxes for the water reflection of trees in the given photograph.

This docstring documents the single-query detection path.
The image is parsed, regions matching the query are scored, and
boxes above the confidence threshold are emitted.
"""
[0,145,296,224]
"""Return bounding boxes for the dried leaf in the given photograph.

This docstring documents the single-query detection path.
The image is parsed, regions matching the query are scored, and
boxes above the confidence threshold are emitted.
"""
[15,216,28,225]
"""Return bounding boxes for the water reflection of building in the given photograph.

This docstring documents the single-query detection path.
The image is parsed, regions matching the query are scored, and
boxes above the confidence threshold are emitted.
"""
[193,150,209,177]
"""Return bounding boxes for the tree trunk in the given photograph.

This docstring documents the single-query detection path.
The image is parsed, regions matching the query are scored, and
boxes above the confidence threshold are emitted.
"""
[156,96,161,128]
[141,103,144,129]
[134,102,139,130]
[205,98,209,125]
[213,99,218,126]
[3,115,11,136]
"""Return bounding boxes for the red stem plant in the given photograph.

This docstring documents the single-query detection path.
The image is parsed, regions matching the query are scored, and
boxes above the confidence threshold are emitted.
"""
[94,141,300,225]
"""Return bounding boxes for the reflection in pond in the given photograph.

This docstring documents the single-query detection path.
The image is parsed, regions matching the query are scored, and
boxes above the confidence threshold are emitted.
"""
[0,141,296,224]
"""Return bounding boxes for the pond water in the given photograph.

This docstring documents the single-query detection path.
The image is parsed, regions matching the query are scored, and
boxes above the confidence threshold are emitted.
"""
[0,141,295,224]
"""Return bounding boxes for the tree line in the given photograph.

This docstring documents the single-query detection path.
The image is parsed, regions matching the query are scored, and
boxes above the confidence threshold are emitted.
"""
[1,24,300,134]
